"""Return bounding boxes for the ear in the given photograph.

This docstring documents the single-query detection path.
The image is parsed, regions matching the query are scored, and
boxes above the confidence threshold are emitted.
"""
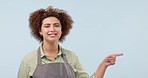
[39,31,43,36]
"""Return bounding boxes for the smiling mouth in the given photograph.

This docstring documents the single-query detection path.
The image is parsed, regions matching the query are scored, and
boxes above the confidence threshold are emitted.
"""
[48,33,57,37]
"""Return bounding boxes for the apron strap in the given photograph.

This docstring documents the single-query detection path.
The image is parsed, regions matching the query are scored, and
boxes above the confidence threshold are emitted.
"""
[61,48,75,78]
[61,48,68,63]
[37,47,41,65]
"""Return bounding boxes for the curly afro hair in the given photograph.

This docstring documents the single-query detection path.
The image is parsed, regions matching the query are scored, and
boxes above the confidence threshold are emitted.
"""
[29,6,73,42]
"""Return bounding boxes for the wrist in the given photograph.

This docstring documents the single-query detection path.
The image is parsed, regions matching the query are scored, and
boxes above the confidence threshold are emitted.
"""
[100,63,108,69]
[100,61,108,68]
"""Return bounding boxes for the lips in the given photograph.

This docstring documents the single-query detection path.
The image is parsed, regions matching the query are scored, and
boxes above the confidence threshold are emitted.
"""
[48,33,57,37]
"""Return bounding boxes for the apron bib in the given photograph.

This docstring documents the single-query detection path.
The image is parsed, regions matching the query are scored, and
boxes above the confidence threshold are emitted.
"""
[32,48,76,78]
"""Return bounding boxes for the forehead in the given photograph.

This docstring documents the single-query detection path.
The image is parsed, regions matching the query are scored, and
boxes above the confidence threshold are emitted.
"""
[42,17,61,24]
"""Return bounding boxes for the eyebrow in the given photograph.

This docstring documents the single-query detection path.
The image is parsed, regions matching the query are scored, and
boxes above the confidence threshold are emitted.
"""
[44,23,60,26]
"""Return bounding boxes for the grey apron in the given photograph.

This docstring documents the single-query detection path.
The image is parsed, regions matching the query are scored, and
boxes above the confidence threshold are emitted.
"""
[32,47,76,78]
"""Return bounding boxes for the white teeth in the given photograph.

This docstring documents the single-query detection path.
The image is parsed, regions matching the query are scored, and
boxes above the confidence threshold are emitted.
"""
[48,33,57,36]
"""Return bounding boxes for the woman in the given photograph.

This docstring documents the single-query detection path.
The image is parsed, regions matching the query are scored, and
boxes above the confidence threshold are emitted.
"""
[18,6,123,78]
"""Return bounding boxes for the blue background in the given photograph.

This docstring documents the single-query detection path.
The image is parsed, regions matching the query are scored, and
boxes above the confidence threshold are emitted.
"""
[0,0,148,78]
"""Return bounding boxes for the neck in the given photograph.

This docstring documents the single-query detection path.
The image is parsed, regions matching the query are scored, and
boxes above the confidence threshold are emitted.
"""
[42,41,59,55]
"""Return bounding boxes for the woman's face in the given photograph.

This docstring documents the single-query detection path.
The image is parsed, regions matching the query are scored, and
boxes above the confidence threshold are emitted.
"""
[40,17,62,43]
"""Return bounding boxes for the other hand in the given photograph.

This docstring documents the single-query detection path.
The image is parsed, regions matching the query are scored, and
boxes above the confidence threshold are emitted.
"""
[102,53,123,66]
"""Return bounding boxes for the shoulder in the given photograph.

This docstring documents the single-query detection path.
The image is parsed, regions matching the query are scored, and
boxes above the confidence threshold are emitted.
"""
[62,48,77,56]
[62,48,79,61]
[21,49,38,64]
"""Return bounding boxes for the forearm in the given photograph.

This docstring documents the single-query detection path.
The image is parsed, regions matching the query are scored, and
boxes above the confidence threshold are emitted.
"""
[94,53,123,78]
[94,63,108,78]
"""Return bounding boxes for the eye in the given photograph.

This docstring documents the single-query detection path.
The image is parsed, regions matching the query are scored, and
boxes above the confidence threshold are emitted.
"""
[55,25,60,27]
[44,25,50,28]
[54,23,61,27]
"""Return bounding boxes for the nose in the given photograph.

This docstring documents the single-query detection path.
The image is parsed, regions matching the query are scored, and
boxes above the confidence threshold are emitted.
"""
[50,26,55,32]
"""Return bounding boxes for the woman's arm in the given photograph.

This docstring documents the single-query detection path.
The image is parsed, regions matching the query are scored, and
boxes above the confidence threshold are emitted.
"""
[95,54,123,78]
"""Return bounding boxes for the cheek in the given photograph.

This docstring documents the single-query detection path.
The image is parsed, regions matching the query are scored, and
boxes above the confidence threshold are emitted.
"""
[58,28,62,34]
[59,30,62,36]
[39,29,47,36]
[60,29,62,35]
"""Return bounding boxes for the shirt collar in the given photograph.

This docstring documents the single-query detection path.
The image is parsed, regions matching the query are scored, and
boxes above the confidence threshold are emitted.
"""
[39,42,62,58]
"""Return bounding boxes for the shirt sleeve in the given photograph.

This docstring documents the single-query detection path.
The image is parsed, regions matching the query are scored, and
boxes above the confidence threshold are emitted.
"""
[73,53,96,78]
[17,59,29,78]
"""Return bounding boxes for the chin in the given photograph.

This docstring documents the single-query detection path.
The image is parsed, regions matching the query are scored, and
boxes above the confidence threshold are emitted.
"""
[47,39,59,42]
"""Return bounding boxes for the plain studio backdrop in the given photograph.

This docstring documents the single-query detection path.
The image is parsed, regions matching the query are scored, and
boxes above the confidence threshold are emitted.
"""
[0,0,148,78]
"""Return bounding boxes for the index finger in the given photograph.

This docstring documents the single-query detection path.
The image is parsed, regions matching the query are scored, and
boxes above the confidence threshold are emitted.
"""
[113,53,124,57]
